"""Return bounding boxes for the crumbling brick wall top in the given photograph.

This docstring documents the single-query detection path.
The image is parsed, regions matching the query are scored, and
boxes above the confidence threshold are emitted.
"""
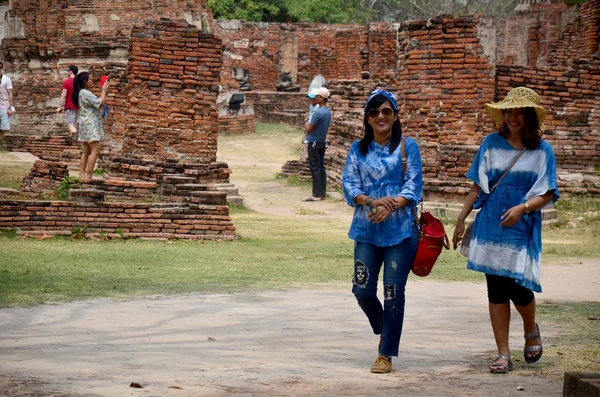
[119,19,223,163]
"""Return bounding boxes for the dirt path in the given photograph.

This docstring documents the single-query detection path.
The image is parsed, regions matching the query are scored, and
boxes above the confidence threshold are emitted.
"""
[3,280,593,397]
[1,136,599,396]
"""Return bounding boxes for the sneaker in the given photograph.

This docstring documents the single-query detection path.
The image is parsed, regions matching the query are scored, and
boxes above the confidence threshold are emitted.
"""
[370,355,392,373]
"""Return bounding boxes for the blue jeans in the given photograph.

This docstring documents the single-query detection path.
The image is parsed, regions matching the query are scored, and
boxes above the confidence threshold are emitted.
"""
[352,231,418,357]
[0,108,11,131]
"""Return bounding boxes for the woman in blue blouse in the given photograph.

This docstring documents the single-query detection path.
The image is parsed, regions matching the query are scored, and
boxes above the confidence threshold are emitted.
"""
[342,90,423,374]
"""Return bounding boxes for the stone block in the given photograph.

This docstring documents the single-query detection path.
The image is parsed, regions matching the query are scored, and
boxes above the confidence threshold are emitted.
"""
[564,373,600,397]
[69,189,105,202]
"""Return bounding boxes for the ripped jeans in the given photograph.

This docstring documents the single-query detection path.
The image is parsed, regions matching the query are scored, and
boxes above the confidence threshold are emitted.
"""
[352,231,418,357]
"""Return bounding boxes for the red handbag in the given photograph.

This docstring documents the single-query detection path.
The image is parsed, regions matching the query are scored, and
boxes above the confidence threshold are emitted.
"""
[411,210,449,276]
[401,137,449,277]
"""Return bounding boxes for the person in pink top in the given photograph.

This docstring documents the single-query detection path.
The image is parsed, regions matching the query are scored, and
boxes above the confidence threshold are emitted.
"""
[0,61,15,135]
[56,65,79,134]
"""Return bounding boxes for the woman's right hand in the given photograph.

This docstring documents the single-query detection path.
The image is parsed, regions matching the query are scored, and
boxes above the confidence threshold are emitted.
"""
[373,197,397,212]
[452,220,465,250]
[368,205,392,224]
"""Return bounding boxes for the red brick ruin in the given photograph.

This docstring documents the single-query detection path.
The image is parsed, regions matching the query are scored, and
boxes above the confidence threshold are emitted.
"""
[0,0,598,238]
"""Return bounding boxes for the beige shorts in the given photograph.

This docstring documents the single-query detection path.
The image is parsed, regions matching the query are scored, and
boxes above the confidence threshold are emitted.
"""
[65,109,78,125]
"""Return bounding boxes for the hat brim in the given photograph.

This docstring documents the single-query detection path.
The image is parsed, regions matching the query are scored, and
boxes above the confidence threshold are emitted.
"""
[485,98,546,130]
[306,94,316,98]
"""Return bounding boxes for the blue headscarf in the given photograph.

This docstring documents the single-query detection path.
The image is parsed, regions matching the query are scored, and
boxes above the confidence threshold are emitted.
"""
[364,89,399,112]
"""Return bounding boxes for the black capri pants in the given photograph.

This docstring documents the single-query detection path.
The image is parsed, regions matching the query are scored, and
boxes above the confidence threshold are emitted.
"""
[485,274,534,306]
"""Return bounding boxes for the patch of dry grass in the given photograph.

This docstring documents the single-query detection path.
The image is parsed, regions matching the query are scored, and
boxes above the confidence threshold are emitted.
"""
[506,301,600,379]
[0,162,31,190]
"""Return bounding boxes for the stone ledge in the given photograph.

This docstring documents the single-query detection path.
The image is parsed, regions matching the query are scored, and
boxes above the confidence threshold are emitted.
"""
[563,372,600,397]
[0,200,235,240]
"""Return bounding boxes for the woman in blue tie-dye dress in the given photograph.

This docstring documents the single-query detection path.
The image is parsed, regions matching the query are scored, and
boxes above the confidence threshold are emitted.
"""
[452,87,559,374]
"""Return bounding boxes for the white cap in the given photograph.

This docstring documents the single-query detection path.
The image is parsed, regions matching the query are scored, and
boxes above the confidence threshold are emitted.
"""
[314,87,330,99]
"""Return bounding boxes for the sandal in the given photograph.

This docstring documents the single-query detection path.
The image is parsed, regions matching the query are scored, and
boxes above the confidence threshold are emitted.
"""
[489,354,513,374]
[524,323,543,364]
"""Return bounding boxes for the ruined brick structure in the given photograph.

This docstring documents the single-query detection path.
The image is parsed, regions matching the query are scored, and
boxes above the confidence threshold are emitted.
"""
[20,160,69,198]
[0,0,598,204]
[0,200,234,240]
[110,19,225,176]
[217,1,598,196]
[1,0,212,153]
[0,2,237,240]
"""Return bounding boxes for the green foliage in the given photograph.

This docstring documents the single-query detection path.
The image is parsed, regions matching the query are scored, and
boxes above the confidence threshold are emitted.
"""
[565,0,589,5]
[70,226,89,239]
[208,0,527,23]
[207,0,290,22]
[227,203,250,213]
[278,174,312,187]
[286,0,348,23]
[55,175,80,201]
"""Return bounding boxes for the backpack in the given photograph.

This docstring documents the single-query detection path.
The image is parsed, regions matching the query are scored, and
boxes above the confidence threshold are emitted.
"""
[401,137,449,277]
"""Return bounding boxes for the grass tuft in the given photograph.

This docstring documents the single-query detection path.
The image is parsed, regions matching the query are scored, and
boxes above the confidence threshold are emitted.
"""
[1,229,18,239]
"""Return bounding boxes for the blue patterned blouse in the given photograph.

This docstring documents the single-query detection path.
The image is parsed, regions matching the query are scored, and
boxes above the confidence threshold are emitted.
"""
[342,138,423,247]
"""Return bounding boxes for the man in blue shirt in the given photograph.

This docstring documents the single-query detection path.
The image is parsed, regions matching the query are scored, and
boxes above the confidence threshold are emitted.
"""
[303,87,332,202]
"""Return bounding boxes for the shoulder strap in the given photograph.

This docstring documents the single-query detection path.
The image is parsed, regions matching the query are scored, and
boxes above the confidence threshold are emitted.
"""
[400,137,420,225]
[490,148,526,194]
[401,136,407,175]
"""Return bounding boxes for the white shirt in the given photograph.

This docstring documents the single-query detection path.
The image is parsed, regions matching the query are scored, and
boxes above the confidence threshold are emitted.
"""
[0,75,13,109]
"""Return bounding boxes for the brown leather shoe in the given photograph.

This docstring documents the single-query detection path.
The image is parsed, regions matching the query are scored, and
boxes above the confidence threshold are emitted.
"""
[370,355,392,373]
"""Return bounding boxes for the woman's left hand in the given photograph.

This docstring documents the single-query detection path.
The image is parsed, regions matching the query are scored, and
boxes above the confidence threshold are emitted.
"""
[368,205,391,224]
[500,204,525,227]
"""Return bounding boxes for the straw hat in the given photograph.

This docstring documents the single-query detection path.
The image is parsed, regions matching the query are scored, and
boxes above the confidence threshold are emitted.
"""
[485,87,546,130]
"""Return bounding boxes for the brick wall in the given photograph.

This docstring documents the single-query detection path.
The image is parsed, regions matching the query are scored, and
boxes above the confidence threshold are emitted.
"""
[549,0,600,67]
[494,1,597,67]
[2,135,80,163]
[115,19,221,164]
[281,10,599,198]
[334,30,365,80]
[0,200,236,240]
[496,60,600,194]
[215,22,366,92]
[396,15,496,198]
[218,113,256,134]
[20,160,69,199]
[1,0,212,144]
[367,23,399,84]
[245,91,312,128]
[2,1,598,201]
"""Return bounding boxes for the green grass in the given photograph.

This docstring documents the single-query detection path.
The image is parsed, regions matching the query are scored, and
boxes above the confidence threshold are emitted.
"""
[541,196,600,261]
[507,301,600,378]
[0,211,353,307]
[278,174,311,187]
[3,202,596,307]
